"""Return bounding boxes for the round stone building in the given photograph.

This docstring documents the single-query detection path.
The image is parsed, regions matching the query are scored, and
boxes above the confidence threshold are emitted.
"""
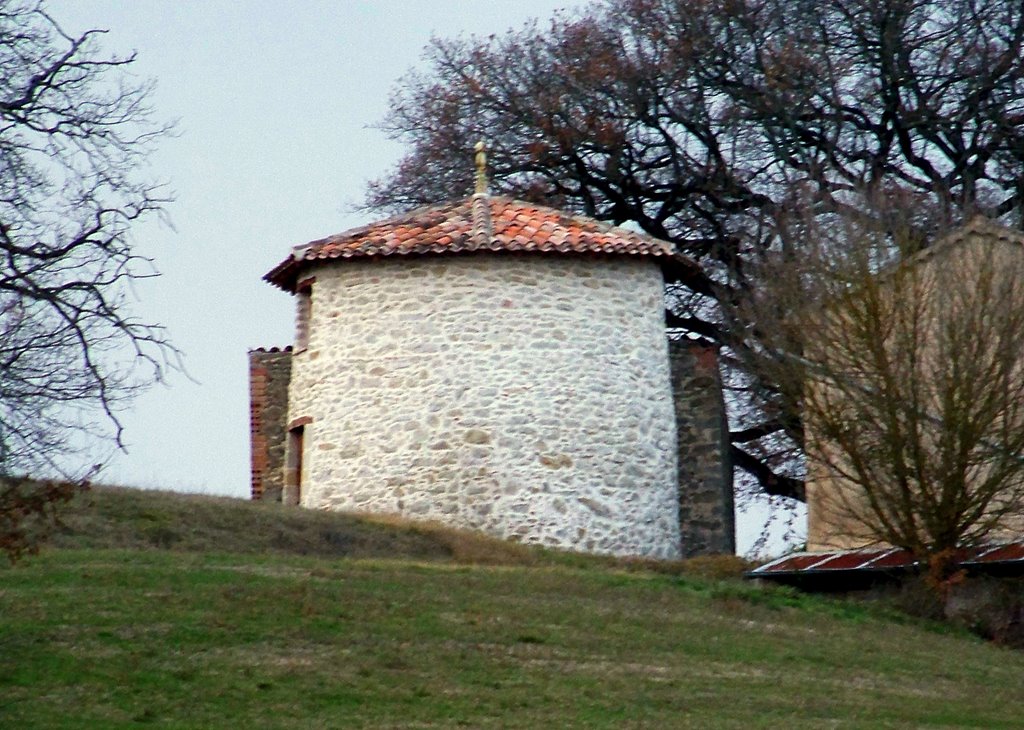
[252,190,711,559]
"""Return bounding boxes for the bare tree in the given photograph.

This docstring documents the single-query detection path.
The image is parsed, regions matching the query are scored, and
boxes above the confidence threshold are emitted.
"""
[735,197,1024,569]
[369,0,1024,505]
[0,1,173,559]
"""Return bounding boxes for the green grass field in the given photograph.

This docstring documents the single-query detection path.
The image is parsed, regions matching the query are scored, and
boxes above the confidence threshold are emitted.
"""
[2,487,1022,728]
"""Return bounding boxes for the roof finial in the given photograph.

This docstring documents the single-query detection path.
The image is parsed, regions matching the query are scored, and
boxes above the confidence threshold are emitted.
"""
[474,140,489,195]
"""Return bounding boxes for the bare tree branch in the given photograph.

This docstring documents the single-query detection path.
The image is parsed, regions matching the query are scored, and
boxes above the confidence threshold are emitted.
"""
[0,0,175,560]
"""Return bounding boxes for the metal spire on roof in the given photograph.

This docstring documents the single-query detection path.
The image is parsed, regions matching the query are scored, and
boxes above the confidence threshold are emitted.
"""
[474,140,489,195]
[471,140,493,245]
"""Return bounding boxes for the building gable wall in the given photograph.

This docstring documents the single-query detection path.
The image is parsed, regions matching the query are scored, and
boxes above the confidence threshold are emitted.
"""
[806,229,1024,550]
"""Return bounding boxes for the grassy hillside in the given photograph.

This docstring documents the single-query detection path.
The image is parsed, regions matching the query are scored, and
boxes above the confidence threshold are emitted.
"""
[44,486,559,565]
[2,487,1023,728]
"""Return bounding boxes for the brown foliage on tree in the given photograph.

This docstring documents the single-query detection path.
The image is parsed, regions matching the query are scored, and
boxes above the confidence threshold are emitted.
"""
[369,0,1024,503]
[0,1,173,559]
[0,475,86,563]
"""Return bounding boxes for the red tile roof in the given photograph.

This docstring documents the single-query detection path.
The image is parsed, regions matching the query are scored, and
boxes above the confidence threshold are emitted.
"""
[264,195,679,292]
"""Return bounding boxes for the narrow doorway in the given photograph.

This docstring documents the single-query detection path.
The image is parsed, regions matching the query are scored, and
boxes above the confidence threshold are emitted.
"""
[285,424,304,505]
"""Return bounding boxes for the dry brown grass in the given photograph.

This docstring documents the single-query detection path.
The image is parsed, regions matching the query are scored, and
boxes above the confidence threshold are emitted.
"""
[50,486,751,578]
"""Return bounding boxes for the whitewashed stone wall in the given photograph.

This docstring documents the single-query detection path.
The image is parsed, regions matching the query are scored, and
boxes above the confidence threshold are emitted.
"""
[288,253,680,558]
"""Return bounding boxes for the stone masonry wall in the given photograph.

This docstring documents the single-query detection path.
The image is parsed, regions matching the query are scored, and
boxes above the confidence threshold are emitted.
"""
[249,347,292,501]
[670,339,735,556]
[287,253,681,558]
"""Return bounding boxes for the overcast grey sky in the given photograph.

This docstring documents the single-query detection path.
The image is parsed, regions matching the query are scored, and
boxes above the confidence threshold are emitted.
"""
[47,1,802,555]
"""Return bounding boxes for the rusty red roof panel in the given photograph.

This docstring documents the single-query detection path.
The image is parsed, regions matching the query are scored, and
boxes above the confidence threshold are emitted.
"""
[263,195,680,291]
[967,542,1024,564]
[860,549,915,569]
[809,549,894,571]
[755,553,834,573]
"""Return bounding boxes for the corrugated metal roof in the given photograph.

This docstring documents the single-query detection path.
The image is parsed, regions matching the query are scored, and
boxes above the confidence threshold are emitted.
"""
[750,540,1024,580]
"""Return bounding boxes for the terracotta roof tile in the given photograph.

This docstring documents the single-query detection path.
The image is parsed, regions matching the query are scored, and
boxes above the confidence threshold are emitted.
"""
[264,195,680,291]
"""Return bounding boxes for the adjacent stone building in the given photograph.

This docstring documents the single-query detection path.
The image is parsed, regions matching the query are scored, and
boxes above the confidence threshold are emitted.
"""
[250,187,734,558]
[805,217,1024,551]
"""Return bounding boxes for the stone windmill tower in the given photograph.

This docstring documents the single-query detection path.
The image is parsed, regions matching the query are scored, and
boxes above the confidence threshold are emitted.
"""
[249,146,733,559]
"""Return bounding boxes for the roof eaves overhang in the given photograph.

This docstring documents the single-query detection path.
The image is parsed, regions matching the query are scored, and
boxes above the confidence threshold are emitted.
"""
[264,244,693,294]
[263,253,301,292]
